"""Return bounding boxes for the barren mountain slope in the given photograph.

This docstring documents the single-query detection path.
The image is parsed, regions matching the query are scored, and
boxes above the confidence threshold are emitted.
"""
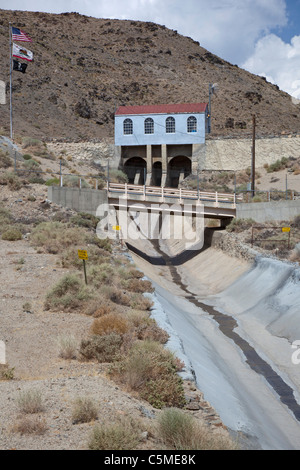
[0,10,299,141]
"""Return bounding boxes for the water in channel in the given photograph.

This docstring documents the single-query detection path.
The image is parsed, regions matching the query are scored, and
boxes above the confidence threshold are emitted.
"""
[147,239,300,424]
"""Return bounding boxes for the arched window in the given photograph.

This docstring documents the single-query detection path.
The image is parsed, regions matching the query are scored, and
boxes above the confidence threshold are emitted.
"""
[166,116,175,133]
[144,117,154,134]
[187,116,197,133]
[123,118,133,135]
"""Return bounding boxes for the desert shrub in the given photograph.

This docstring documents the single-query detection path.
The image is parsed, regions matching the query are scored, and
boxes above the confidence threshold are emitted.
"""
[91,313,129,336]
[0,149,12,168]
[118,267,144,280]
[13,416,48,435]
[63,175,89,188]
[109,169,129,184]
[56,334,78,359]
[226,218,255,233]
[22,137,43,149]
[90,236,112,252]
[70,212,99,229]
[88,416,141,450]
[122,278,154,293]
[61,245,110,268]
[88,263,115,287]
[23,158,40,170]
[102,286,131,306]
[267,157,289,173]
[129,293,153,311]
[17,389,44,414]
[28,175,45,184]
[0,364,15,380]
[157,408,237,450]
[136,320,169,344]
[79,333,122,362]
[44,273,92,311]
[251,195,263,203]
[110,340,186,408]
[2,227,22,241]
[72,397,98,424]
[45,177,60,186]
[0,171,22,190]
[30,221,87,254]
[92,303,112,318]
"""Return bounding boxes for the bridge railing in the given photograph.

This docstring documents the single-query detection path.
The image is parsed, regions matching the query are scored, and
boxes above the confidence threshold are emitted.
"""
[107,182,242,206]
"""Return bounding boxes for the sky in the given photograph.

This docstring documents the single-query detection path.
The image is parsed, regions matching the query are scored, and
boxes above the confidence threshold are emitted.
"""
[1,0,300,100]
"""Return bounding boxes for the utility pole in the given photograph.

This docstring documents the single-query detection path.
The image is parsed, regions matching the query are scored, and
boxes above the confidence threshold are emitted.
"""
[251,114,256,198]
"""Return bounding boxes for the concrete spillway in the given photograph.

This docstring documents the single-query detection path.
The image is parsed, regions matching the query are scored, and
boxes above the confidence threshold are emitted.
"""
[126,227,300,450]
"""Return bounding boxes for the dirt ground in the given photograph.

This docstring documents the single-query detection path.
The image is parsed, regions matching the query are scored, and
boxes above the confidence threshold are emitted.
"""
[0,184,231,450]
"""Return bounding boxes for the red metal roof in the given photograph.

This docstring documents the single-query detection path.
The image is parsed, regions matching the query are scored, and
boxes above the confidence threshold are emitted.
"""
[115,103,208,116]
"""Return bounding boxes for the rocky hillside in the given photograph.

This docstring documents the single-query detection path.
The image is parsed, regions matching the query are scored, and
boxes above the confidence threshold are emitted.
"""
[0,9,300,142]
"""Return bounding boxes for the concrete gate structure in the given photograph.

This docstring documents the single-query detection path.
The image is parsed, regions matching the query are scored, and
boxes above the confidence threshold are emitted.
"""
[114,103,209,187]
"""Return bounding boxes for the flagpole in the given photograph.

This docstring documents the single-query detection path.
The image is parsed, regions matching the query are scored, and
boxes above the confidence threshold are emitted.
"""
[9,22,13,140]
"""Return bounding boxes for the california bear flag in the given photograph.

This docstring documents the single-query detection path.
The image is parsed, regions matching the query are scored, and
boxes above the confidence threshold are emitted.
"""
[12,43,33,62]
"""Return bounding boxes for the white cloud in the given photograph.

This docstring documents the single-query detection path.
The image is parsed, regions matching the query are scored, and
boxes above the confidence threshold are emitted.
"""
[1,0,288,64]
[242,33,300,99]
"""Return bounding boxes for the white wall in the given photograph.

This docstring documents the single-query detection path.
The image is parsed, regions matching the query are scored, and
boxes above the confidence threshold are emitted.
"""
[115,112,207,146]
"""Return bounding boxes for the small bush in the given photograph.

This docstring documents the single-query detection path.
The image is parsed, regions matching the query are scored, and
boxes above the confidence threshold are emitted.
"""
[91,313,129,336]
[2,227,22,241]
[0,364,15,380]
[72,397,98,424]
[17,389,44,414]
[102,286,131,306]
[136,321,169,344]
[56,334,78,359]
[45,177,60,186]
[110,340,186,408]
[13,416,48,435]
[71,212,99,229]
[129,293,153,311]
[0,150,12,168]
[122,278,154,293]
[157,408,237,450]
[88,416,141,450]
[109,169,129,184]
[44,273,92,311]
[79,333,122,362]
[0,172,22,190]
[226,218,255,233]
[30,221,87,254]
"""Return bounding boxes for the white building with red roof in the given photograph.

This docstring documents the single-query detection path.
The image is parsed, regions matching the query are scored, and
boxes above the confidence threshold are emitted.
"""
[114,103,208,187]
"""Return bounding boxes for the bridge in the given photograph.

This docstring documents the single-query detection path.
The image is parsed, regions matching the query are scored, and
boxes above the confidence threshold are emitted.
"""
[107,182,240,220]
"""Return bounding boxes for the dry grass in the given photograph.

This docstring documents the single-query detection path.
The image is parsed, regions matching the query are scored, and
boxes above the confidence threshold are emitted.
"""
[56,334,78,359]
[110,340,186,409]
[72,397,98,424]
[157,408,238,450]
[30,221,87,254]
[79,333,122,363]
[88,416,141,450]
[90,313,129,336]
[12,416,48,435]
[44,273,93,311]
[16,389,44,414]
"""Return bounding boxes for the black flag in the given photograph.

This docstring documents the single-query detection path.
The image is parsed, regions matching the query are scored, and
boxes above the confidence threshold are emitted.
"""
[13,59,28,73]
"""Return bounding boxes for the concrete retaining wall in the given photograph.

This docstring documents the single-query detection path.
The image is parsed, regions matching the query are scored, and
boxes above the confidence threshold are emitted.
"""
[236,199,300,223]
[48,186,107,215]
[46,135,300,172]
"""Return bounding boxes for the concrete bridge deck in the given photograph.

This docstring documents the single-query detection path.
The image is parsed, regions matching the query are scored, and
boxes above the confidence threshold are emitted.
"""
[107,182,240,219]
